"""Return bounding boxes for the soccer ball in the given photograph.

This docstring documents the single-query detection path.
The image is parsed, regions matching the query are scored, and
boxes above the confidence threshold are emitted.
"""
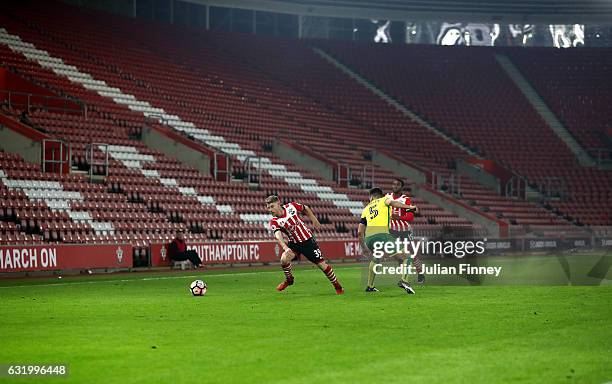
[189,280,207,296]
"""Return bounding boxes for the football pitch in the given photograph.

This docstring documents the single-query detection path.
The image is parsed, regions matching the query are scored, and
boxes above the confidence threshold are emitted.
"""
[0,255,611,384]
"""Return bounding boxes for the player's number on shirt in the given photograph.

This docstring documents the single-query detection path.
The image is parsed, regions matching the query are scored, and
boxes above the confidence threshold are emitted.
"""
[369,206,378,220]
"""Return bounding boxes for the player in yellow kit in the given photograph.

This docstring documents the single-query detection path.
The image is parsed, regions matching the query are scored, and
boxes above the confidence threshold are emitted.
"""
[358,187,417,294]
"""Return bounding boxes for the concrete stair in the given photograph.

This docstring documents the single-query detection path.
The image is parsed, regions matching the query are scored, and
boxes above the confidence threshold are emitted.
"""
[494,54,595,167]
[312,46,478,158]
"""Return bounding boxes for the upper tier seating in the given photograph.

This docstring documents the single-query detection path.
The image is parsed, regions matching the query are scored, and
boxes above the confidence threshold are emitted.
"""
[317,41,611,226]
[0,1,487,244]
[506,47,612,154]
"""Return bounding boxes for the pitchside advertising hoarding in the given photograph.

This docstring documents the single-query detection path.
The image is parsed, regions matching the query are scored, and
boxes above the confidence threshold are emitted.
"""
[482,238,595,253]
[0,238,611,273]
[150,240,364,267]
[472,237,608,254]
[0,240,360,272]
[0,244,133,273]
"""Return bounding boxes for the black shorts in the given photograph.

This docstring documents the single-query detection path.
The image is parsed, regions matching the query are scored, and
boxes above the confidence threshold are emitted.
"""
[288,238,324,264]
[390,229,414,242]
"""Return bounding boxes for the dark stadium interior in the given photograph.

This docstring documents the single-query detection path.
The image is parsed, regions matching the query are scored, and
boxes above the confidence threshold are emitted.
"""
[1,2,611,383]
[0,0,610,263]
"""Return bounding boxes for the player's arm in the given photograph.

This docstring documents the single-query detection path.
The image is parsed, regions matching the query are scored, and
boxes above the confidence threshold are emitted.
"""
[273,230,294,257]
[385,198,417,212]
[401,206,418,218]
[302,204,322,230]
[358,219,371,257]
[404,198,419,215]
[393,202,418,221]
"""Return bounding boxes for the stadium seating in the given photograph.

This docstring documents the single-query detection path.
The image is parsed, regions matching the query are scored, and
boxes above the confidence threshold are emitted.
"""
[506,47,612,154]
[315,41,611,226]
[0,1,488,246]
[0,4,367,218]
[2,0,608,254]
[206,33,577,229]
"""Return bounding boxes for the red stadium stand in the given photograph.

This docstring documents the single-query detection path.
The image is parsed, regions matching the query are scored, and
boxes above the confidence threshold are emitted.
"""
[0,1,487,246]
[507,47,612,154]
[1,0,607,260]
[315,40,611,227]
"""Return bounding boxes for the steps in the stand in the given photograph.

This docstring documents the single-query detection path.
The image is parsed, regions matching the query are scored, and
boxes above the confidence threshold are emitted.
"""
[312,46,478,158]
[494,54,595,167]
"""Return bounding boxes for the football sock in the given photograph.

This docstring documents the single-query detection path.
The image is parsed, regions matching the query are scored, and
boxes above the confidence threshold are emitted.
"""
[413,255,423,274]
[401,256,412,282]
[367,260,377,288]
[282,263,294,281]
[322,265,338,285]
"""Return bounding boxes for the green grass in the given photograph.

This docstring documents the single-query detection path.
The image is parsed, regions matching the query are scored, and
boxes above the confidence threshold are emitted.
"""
[0,256,611,384]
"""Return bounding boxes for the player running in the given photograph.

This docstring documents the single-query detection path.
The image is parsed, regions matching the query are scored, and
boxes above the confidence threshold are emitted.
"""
[358,187,417,294]
[265,195,344,295]
[387,178,425,284]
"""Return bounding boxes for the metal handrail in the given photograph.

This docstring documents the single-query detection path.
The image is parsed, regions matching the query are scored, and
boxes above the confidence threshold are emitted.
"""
[361,164,374,189]
[147,114,169,126]
[86,142,109,180]
[42,139,70,175]
[214,152,230,182]
[538,176,567,199]
[505,175,526,199]
[244,156,262,187]
[336,162,349,187]
[587,147,612,165]
[1,89,86,117]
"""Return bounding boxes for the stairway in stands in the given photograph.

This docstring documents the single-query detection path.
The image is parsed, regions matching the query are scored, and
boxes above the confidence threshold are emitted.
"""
[0,1,486,241]
[0,5,365,218]
[316,41,611,227]
[202,33,577,233]
[494,53,594,166]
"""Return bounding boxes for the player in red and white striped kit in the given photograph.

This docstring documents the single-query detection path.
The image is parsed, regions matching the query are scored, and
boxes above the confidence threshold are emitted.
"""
[387,178,425,284]
[265,195,343,294]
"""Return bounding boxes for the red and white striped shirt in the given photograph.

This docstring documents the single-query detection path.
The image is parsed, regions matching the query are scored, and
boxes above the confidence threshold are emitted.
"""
[269,202,313,243]
[386,193,414,232]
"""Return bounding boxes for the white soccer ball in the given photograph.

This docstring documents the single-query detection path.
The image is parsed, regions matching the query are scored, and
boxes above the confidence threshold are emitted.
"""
[189,280,207,296]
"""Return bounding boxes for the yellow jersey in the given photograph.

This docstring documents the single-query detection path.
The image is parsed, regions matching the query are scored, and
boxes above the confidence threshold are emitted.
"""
[360,197,391,237]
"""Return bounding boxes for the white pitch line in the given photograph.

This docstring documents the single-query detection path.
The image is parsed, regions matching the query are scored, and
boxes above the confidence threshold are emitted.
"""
[0,267,362,289]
